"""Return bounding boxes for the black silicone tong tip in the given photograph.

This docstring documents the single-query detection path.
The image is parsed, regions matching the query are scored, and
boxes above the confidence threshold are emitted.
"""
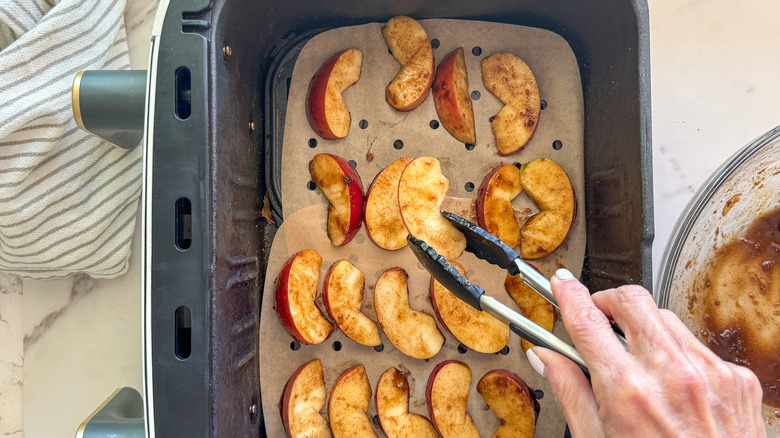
[407,235,484,311]
[440,211,521,275]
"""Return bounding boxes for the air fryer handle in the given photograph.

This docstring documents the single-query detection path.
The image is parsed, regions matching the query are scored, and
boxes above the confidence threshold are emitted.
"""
[72,70,147,149]
[75,387,145,438]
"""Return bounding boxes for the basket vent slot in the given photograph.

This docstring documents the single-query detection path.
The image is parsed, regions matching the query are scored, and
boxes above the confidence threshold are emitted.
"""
[175,306,192,360]
[174,67,192,121]
[175,197,192,251]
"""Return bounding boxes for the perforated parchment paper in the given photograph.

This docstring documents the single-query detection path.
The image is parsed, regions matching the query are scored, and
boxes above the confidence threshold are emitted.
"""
[260,18,586,437]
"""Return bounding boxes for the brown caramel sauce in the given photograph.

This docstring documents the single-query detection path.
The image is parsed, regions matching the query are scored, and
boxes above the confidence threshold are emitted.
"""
[697,206,780,406]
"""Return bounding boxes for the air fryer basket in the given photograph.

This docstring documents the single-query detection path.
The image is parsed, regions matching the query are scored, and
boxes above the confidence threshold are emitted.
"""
[146,0,651,436]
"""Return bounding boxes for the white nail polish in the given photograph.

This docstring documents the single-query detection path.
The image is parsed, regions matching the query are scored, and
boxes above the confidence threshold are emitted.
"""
[555,268,576,281]
[526,348,546,377]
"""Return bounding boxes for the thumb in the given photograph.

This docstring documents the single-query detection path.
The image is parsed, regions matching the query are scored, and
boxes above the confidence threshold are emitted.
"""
[528,347,602,437]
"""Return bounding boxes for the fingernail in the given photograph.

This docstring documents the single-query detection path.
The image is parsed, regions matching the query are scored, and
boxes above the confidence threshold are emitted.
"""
[526,348,546,377]
[555,268,576,281]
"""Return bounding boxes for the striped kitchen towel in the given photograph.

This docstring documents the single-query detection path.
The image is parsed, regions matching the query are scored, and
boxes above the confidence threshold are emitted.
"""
[0,0,142,279]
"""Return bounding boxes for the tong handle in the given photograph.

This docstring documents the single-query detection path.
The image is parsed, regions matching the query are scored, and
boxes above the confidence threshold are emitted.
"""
[511,259,629,350]
[480,295,589,376]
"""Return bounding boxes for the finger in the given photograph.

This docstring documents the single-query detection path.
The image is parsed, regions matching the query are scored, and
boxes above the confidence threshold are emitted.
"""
[551,269,628,373]
[591,285,672,354]
[530,347,603,437]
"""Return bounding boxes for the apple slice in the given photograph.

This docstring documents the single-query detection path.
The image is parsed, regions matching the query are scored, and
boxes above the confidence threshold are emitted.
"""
[309,153,364,247]
[274,249,334,345]
[430,261,509,353]
[426,360,479,438]
[504,269,555,352]
[398,157,466,261]
[323,260,381,347]
[374,268,444,359]
[477,370,539,438]
[481,52,541,155]
[306,49,363,140]
[432,47,476,144]
[476,164,523,248]
[518,158,576,259]
[281,359,332,438]
[383,16,434,111]
[329,365,376,438]
[364,157,413,250]
[376,367,437,438]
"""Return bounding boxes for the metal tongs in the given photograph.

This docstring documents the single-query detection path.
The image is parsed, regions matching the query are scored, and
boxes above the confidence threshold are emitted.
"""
[408,211,628,375]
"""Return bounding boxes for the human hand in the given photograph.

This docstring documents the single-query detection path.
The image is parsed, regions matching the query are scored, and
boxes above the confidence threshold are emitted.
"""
[526,269,765,437]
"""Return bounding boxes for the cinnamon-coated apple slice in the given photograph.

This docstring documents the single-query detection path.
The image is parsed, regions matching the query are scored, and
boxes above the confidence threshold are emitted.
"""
[274,249,334,345]
[281,359,332,438]
[383,16,434,111]
[306,49,363,140]
[376,367,437,438]
[477,370,539,438]
[476,164,523,248]
[425,360,479,438]
[364,157,413,250]
[328,365,376,438]
[323,260,381,347]
[430,261,509,353]
[374,267,444,360]
[309,153,364,247]
[398,157,466,261]
[481,52,541,155]
[432,47,476,144]
[504,269,555,353]
[518,158,576,259]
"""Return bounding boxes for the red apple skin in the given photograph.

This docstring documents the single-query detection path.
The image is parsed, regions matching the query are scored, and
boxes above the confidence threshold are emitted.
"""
[309,153,365,246]
[432,47,476,144]
[274,250,334,345]
[281,359,331,438]
[306,49,362,140]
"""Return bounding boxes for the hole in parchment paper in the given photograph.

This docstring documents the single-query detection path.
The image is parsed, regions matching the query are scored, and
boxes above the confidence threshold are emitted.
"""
[470,90,480,100]
[429,120,439,129]
[417,262,425,271]
[431,38,440,49]
[534,389,544,399]
[465,143,475,151]
[472,46,482,56]
[464,182,475,192]
[290,341,301,351]
[541,99,548,110]
[332,341,342,351]
[348,160,357,169]
[354,235,365,244]
[388,48,392,55]
[499,346,510,355]
[372,415,380,425]
[513,162,522,170]
[348,254,358,265]
[393,139,404,150]
[457,344,468,354]
[308,138,317,148]
[307,181,316,191]
[359,119,369,129]
[553,140,563,150]
[374,344,384,352]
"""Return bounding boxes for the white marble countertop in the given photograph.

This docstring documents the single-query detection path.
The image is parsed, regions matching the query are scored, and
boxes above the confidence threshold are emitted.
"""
[3,0,780,436]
